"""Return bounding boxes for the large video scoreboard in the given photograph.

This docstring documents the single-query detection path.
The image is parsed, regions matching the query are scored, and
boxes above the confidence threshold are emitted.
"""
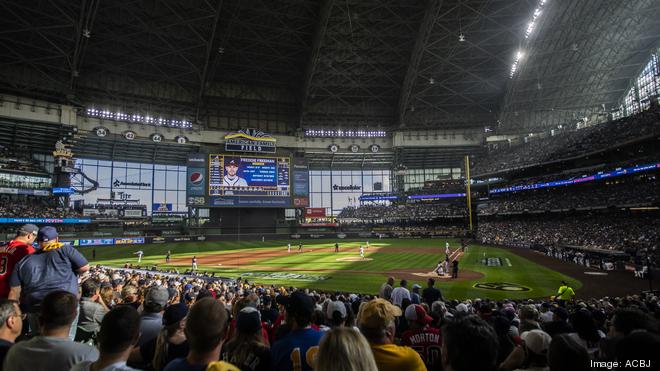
[208,154,290,197]
[186,153,308,208]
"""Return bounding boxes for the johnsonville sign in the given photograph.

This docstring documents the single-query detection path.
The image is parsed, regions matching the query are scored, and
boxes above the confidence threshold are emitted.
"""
[224,128,276,153]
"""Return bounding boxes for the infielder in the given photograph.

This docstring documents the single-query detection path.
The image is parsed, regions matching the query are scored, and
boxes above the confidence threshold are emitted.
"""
[287,243,291,253]
[165,250,171,263]
[298,242,303,252]
[445,241,450,255]
[192,255,198,270]
[366,241,369,249]
[359,245,365,259]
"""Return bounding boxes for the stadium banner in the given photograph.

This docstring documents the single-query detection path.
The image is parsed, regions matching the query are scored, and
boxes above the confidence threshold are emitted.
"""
[114,237,145,245]
[359,194,398,201]
[152,203,173,213]
[224,128,276,153]
[0,188,51,196]
[207,154,292,207]
[74,238,114,247]
[293,158,310,207]
[304,208,326,218]
[0,217,91,224]
[151,237,166,244]
[187,154,207,206]
[151,213,187,223]
[490,162,660,194]
[52,187,75,194]
[83,208,119,219]
[408,193,466,200]
[122,209,145,218]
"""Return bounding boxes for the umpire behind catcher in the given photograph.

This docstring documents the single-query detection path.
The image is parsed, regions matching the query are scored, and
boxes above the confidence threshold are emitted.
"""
[8,226,89,340]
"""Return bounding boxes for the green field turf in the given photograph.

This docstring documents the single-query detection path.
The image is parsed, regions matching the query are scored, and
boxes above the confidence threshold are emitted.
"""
[80,238,581,300]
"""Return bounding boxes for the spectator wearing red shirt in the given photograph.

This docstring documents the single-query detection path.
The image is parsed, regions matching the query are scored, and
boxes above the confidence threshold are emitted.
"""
[0,225,37,299]
[401,304,442,370]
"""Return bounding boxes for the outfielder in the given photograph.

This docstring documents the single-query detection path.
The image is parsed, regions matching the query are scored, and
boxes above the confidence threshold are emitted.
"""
[135,250,144,263]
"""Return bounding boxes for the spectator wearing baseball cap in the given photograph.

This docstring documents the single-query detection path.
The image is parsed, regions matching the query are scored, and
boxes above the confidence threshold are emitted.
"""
[401,304,442,370]
[138,286,169,347]
[163,297,237,371]
[270,291,324,371]
[541,307,572,339]
[411,284,422,305]
[0,224,37,299]
[500,329,551,371]
[357,298,426,371]
[135,303,189,371]
[222,307,271,371]
[8,226,89,340]
[326,301,347,328]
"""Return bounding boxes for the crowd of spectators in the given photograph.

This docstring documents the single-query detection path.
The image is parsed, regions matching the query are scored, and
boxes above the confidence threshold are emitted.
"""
[0,225,658,371]
[472,105,660,175]
[478,215,660,253]
[0,156,46,174]
[1,264,659,371]
[338,202,466,222]
[479,177,659,214]
[0,196,82,219]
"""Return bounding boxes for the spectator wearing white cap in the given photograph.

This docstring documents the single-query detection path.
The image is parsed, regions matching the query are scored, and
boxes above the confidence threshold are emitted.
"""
[401,304,442,370]
[500,329,552,371]
[326,301,347,328]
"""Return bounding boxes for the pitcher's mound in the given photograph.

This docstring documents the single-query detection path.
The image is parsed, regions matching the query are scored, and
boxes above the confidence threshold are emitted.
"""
[336,257,373,262]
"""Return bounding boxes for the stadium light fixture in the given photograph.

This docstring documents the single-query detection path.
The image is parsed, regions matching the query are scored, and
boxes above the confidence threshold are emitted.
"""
[511,0,548,78]
[85,108,192,129]
[304,129,386,138]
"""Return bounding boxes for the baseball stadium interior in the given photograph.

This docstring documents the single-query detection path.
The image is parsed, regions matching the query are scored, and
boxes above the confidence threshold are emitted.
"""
[0,0,659,370]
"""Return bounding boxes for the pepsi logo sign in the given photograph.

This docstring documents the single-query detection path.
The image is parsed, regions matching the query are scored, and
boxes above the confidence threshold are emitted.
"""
[189,172,204,184]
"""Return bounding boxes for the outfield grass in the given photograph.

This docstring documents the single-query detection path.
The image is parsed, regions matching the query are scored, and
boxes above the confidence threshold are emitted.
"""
[80,238,581,300]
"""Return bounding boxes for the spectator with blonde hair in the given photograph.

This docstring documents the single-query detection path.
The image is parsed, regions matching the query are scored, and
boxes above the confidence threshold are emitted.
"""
[316,327,378,371]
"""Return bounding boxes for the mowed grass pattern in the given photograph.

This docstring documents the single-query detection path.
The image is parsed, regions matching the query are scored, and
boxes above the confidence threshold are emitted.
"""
[81,238,580,301]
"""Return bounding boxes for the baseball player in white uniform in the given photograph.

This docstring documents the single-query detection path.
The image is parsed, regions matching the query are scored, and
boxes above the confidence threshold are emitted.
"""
[135,250,144,263]
[222,159,248,187]
[445,241,450,255]
[359,245,365,259]
[287,243,291,253]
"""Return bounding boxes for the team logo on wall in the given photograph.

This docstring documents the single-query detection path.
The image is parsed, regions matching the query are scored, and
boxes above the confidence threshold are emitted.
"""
[175,135,188,144]
[473,282,531,292]
[328,144,339,153]
[94,127,109,137]
[151,133,163,143]
[350,144,360,153]
[189,172,204,184]
[123,131,136,140]
[224,128,276,153]
[369,144,380,153]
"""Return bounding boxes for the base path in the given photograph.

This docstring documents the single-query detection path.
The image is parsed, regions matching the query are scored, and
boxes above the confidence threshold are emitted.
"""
[169,247,482,283]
